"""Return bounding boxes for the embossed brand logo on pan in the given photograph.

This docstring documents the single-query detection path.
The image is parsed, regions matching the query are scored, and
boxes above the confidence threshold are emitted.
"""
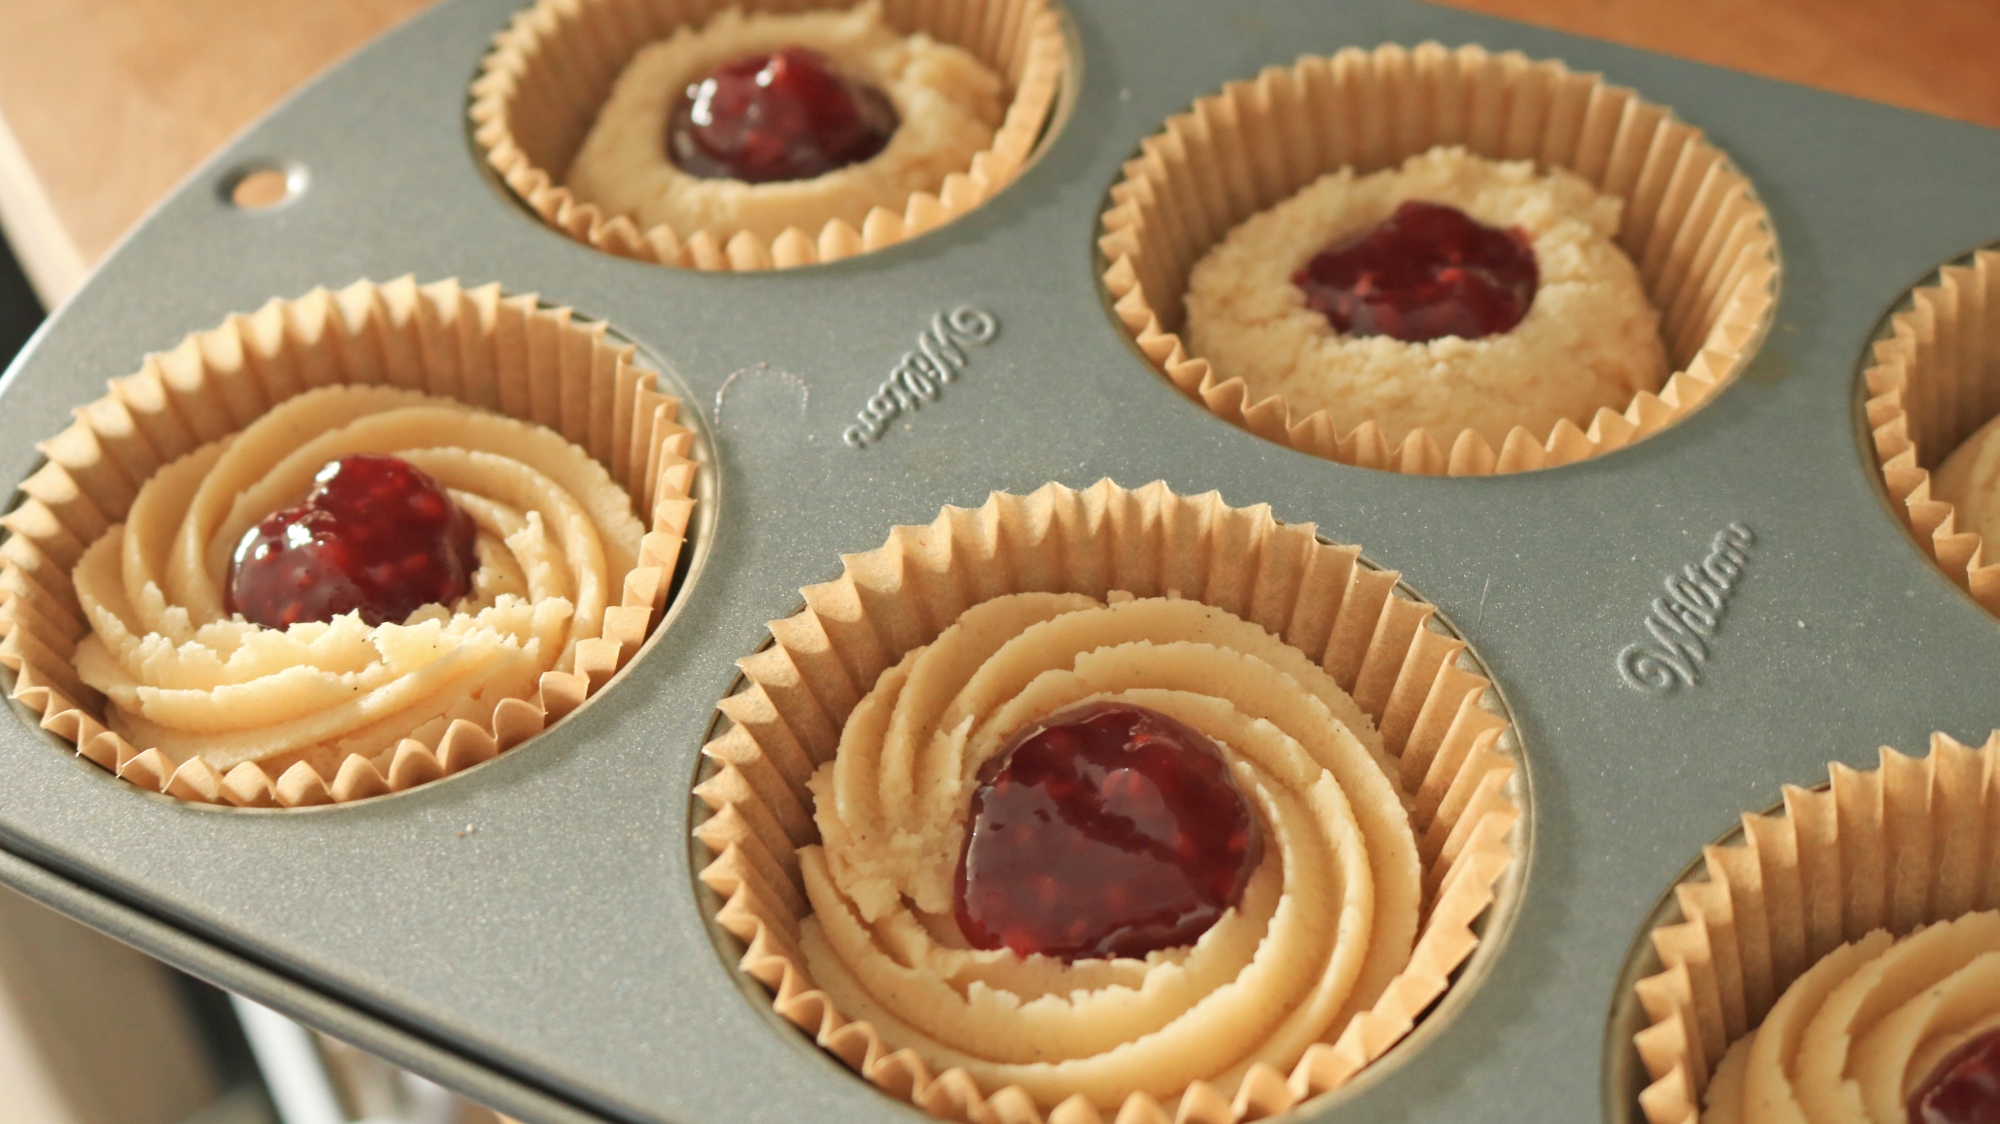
[1618,523,1756,695]
[843,306,999,448]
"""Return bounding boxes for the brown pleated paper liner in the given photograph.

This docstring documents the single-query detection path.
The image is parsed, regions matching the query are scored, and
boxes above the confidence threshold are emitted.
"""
[1098,43,1780,476]
[1864,248,2000,615]
[0,277,698,808]
[1630,732,2000,1124]
[693,479,1523,1123]
[470,0,1066,272]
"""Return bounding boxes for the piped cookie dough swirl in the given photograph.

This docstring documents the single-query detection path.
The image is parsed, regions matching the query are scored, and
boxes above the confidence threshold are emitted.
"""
[0,278,698,807]
[803,592,1420,1108]
[1632,733,2000,1124]
[71,385,643,781]
[1700,913,2000,1123]
[696,480,1523,1123]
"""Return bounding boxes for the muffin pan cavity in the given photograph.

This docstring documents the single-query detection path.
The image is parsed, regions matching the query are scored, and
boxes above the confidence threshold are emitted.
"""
[1611,733,2000,1124]
[470,0,1073,271]
[0,278,703,808]
[1098,43,1780,476]
[1863,245,2000,619]
[692,479,1530,1123]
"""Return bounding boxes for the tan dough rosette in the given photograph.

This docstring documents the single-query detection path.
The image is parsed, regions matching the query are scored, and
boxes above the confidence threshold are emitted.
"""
[1699,914,2000,1123]
[806,591,1420,1110]
[0,278,698,807]
[1631,732,2000,1123]
[696,480,1523,1123]
[471,0,1066,272]
[1099,43,1779,475]
[1864,247,2000,616]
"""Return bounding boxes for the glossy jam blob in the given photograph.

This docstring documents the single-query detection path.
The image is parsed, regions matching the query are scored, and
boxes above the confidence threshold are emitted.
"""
[1292,200,1539,343]
[953,701,1262,962]
[1911,1027,2000,1124]
[667,46,898,183]
[227,454,478,629]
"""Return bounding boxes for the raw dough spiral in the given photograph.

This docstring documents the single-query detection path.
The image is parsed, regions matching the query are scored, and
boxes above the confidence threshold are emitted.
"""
[1702,910,2000,1123]
[802,591,1421,1109]
[70,385,644,779]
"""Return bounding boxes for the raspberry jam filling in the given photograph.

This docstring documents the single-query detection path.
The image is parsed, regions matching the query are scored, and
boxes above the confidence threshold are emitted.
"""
[1293,200,1539,343]
[227,454,478,630]
[953,701,1262,962]
[1910,1027,2000,1124]
[667,46,898,183]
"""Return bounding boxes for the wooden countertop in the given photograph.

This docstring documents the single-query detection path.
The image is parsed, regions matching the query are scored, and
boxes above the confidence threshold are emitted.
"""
[0,0,1996,304]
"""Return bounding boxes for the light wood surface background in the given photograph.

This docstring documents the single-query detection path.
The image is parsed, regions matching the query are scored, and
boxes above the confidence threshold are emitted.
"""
[0,0,1998,306]
[0,886,219,1124]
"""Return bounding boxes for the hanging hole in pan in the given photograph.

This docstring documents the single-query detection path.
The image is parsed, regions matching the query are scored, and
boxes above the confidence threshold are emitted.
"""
[221,162,308,211]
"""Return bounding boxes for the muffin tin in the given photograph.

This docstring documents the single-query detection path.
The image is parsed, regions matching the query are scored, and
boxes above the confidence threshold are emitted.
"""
[0,0,1997,1121]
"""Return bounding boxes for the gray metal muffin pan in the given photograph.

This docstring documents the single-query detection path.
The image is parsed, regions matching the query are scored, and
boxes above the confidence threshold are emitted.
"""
[0,0,1997,1120]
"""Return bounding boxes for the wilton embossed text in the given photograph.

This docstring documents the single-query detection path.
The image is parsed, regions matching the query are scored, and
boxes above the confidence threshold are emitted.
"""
[1617,523,1756,695]
[842,306,999,448]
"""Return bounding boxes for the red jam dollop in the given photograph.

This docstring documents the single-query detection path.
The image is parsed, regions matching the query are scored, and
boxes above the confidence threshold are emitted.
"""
[227,454,478,630]
[953,701,1262,962]
[1911,1027,2000,1124]
[1292,200,1539,343]
[667,46,898,183]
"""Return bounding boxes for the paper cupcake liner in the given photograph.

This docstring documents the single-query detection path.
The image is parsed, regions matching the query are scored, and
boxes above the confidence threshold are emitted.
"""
[1629,732,2000,1123]
[470,0,1067,272]
[1098,43,1780,476]
[0,277,698,807]
[1864,247,2000,613]
[692,478,1523,1123]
